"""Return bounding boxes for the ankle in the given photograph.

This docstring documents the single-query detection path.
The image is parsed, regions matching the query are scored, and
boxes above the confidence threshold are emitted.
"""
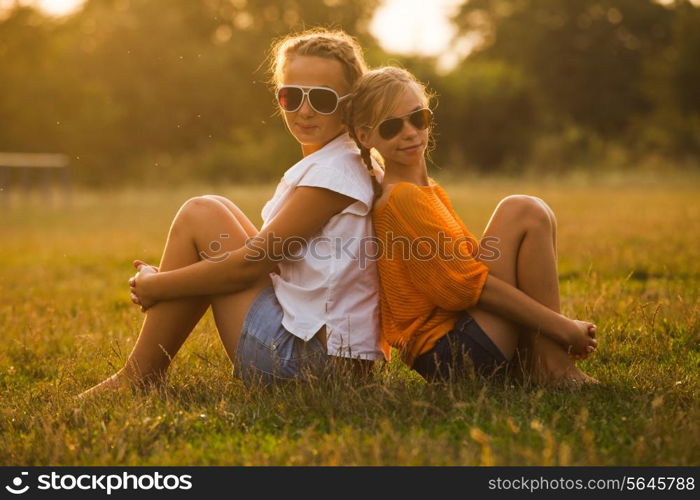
[118,364,167,387]
[530,355,574,380]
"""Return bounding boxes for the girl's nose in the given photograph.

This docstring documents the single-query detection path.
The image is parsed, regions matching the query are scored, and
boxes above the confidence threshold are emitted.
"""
[402,119,420,137]
[298,95,315,116]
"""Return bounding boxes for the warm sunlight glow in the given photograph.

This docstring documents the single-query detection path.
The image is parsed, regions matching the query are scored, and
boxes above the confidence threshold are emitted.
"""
[656,0,700,5]
[4,0,697,70]
[370,0,700,70]
[370,0,475,72]
[37,0,83,16]
[0,0,85,17]
[370,0,460,56]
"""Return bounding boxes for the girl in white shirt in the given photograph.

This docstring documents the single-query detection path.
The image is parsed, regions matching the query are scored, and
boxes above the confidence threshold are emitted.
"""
[80,29,388,396]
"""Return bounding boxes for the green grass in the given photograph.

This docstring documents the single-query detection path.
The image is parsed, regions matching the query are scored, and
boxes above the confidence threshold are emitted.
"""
[1,174,698,465]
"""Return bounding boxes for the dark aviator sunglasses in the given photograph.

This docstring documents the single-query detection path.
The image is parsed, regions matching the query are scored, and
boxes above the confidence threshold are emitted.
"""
[377,108,433,140]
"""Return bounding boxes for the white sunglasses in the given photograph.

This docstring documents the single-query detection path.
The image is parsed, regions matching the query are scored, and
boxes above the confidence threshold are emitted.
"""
[276,85,350,115]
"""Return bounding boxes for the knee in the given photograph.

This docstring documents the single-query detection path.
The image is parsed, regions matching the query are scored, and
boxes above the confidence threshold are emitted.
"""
[181,195,217,213]
[177,196,225,224]
[496,195,554,229]
[533,196,557,229]
[200,194,231,207]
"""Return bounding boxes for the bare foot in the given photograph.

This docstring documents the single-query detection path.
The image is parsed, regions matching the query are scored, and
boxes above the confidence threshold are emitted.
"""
[76,370,165,400]
[549,367,599,389]
[531,362,600,390]
[76,372,132,400]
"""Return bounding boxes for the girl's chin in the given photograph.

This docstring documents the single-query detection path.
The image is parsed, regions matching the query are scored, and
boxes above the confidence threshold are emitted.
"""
[390,147,426,162]
[293,132,318,144]
[297,131,344,147]
[387,156,425,169]
[295,125,318,135]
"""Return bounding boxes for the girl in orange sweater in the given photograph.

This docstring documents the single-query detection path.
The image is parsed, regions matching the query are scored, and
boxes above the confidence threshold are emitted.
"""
[347,67,598,386]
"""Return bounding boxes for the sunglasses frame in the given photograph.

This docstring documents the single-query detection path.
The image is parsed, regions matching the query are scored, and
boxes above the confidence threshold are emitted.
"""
[276,85,350,115]
[377,108,433,140]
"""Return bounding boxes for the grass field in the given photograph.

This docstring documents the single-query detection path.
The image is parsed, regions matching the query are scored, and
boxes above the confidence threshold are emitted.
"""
[1,173,698,466]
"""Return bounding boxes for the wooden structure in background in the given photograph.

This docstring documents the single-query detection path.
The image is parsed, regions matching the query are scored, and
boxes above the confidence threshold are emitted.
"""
[0,153,71,207]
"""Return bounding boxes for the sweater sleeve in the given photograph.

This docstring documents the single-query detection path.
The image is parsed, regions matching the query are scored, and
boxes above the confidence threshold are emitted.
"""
[433,183,481,250]
[385,184,489,311]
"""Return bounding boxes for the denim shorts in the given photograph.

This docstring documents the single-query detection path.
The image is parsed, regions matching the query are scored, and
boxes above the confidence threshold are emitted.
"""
[234,287,330,385]
[412,311,509,383]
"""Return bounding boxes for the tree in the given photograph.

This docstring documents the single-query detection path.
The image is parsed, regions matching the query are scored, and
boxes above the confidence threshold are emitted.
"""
[452,0,673,136]
[0,0,382,184]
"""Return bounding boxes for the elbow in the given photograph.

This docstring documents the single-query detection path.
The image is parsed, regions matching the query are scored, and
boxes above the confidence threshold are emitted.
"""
[228,258,266,292]
[437,289,466,310]
[442,295,479,312]
[244,259,264,286]
[429,286,478,311]
[438,273,488,311]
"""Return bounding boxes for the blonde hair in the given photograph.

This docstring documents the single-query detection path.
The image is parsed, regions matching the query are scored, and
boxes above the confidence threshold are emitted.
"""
[269,28,368,91]
[345,66,435,192]
[268,29,377,192]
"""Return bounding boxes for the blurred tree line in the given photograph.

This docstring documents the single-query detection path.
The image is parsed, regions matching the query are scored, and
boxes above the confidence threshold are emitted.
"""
[0,0,698,185]
[422,0,700,173]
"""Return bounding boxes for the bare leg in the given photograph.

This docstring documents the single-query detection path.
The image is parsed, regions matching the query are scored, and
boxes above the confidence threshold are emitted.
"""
[466,195,596,386]
[199,195,272,361]
[79,195,269,397]
[512,197,567,376]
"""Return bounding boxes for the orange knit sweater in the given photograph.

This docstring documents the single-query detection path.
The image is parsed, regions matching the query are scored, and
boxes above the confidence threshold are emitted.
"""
[372,180,489,366]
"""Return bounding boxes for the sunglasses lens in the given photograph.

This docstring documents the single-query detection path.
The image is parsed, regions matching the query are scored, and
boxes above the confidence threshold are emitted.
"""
[378,118,404,140]
[378,109,432,140]
[410,109,432,130]
[277,87,303,112]
[308,88,338,114]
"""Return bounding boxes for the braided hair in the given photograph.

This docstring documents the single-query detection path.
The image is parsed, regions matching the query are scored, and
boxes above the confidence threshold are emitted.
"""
[345,67,436,199]
[346,104,383,199]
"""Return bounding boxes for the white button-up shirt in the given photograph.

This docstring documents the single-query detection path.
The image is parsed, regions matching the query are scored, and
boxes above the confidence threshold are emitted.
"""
[261,133,386,360]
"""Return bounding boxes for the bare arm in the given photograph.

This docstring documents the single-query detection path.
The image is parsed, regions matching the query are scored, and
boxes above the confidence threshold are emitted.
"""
[383,186,595,356]
[131,187,355,304]
[477,274,596,355]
